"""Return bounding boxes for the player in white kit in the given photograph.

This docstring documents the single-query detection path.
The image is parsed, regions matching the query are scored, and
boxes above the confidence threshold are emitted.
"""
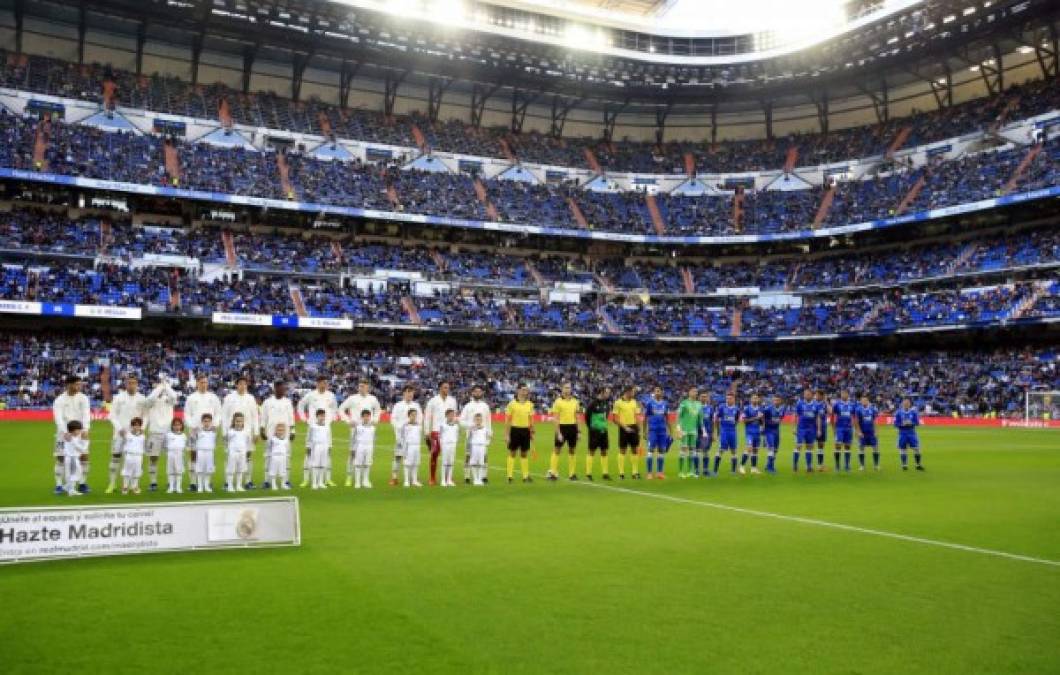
[299,377,339,488]
[259,381,295,489]
[107,375,148,495]
[224,412,252,492]
[190,413,218,493]
[438,408,461,487]
[164,418,187,494]
[266,423,291,491]
[467,413,493,486]
[339,380,381,486]
[307,409,333,489]
[402,408,423,488]
[459,385,491,484]
[145,373,179,491]
[390,386,422,486]
[184,375,222,492]
[61,420,89,497]
[52,375,92,494]
[120,418,147,495]
[424,381,458,486]
[221,376,260,489]
[351,409,377,489]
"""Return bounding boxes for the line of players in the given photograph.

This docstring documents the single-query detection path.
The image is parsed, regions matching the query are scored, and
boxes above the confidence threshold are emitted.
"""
[49,373,925,497]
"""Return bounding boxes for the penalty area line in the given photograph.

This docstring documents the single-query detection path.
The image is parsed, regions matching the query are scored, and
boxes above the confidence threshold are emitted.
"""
[488,465,1060,569]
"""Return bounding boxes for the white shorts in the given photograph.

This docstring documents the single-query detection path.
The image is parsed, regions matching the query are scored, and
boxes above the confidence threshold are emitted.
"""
[122,453,143,479]
[225,450,248,474]
[147,433,166,458]
[440,442,457,466]
[166,450,184,475]
[404,443,421,466]
[353,445,375,467]
[268,454,288,478]
[194,450,215,474]
[309,444,329,469]
[470,445,488,466]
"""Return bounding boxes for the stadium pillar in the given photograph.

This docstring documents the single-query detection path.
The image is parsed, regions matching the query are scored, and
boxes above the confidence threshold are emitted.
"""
[1033,25,1058,79]
[241,46,257,95]
[709,106,717,146]
[383,71,408,118]
[291,52,311,102]
[427,78,452,124]
[812,91,829,135]
[511,90,539,134]
[135,21,147,76]
[470,83,500,128]
[860,79,889,125]
[761,100,773,140]
[549,95,580,139]
[77,2,86,65]
[339,60,360,109]
[602,99,628,144]
[190,34,204,86]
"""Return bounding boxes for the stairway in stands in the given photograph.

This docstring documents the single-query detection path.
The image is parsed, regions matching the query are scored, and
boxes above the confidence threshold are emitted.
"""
[401,296,422,325]
[680,267,695,293]
[568,198,590,229]
[730,306,742,337]
[524,260,545,287]
[32,119,50,170]
[163,140,182,186]
[597,306,619,334]
[1003,144,1044,194]
[473,178,500,220]
[885,125,912,159]
[812,184,837,228]
[289,284,308,317]
[645,194,667,235]
[894,174,926,215]
[221,231,238,266]
[583,147,602,174]
[276,150,295,199]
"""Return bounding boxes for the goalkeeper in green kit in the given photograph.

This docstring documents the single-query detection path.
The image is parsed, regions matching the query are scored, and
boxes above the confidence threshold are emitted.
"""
[677,386,703,479]
[584,387,613,480]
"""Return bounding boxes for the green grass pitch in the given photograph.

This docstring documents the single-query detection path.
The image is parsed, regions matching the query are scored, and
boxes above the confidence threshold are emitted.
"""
[1,420,1058,674]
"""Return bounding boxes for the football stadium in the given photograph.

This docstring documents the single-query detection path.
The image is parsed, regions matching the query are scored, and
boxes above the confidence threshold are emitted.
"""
[0,0,1058,671]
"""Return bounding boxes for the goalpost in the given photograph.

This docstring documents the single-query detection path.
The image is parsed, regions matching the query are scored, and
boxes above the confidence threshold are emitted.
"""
[1024,391,1060,426]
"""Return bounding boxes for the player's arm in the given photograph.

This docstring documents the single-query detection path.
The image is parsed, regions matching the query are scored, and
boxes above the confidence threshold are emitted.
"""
[337,396,351,423]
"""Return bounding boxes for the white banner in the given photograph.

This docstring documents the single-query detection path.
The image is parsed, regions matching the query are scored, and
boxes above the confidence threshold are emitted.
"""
[0,498,300,564]
[297,316,353,330]
[74,304,142,320]
[0,300,42,315]
[212,311,273,326]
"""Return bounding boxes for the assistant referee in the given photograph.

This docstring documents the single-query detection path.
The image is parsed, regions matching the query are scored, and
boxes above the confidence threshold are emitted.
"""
[505,384,535,483]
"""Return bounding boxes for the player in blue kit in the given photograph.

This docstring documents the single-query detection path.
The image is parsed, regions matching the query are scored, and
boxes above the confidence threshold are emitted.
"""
[832,390,856,472]
[642,386,674,480]
[814,390,830,470]
[740,394,763,475]
[761,394,785,474]
[696,391,714,477]
[894,398,925,471]
[793,389,817,472]
[713,393,741,475]
[855,394,880,471]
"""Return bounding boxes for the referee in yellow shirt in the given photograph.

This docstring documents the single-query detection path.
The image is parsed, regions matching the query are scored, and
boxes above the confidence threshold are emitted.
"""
[612,386,643,479]
[505,384,535,483]
[548,382,582,481]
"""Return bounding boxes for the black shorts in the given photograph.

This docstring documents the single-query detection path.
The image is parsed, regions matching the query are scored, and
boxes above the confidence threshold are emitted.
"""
[618,427,640,451]
[508,427,532,452]
[556,424,579,450]
[588,428,609,452]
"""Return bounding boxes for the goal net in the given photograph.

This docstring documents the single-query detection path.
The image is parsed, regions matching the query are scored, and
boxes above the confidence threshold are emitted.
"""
[1024,391,1060,426]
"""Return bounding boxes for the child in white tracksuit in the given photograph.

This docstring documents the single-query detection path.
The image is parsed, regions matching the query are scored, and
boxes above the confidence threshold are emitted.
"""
[468,414,492,486]
[165,418,187,494]
[307,410,332,489]
[351,410,376,489]
[121,418,147,495]
[62,420,89,497]
[403,409,423,488]
[224,413,252,492]
[266,423,291,491]
[438,409,461,487]
[192,414,217,493]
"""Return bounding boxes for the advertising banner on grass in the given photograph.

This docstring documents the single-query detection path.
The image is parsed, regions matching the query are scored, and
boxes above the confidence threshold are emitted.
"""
[0,498,300,564]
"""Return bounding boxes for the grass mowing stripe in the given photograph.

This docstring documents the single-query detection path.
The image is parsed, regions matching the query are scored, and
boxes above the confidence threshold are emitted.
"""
[488,464,1060,569]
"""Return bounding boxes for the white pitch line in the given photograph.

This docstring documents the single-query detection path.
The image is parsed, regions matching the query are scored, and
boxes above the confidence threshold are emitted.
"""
[488,466,1060,569]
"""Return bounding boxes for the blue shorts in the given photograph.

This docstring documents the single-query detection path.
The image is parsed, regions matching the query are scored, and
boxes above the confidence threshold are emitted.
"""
[719,430,738,451]
[745,429,761,449]
[697,433,713,451]
[764,428,780,451]
[796,428,817,445]
[859,434,878,449]
[647,428,669,452]
[897,433,919,450]
[835,427,853,445]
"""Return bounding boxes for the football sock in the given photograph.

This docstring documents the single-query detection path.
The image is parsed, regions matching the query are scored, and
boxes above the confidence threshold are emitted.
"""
[900,450,908,467]
[549,453,559,476]
[617,453,626,475]
[872,451,880,468]
[914,452,922,467]
[834,451,841,470]
[858,451,866,468]
[713,455,721,473]
[54,463,64,487]
[690,453,699,474]
[730,456,737,473]
[751,453,758,468]
[805,451,814,469]
[520,457,530,479]
[148,461,158,484]
[816,451,825,466]
[629,454,640,476]
[656,456,665,473]
[246,458,253,483]
[391,458,401,480]
[843,451,851,470]
[109,455,121,485]
[646,455,654,473]
[740,453,749,466]
[599,454,608,475]
[793,451,800,471]
[506,455,515,478]
[567,453,576,477]
[585,454,594,476]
